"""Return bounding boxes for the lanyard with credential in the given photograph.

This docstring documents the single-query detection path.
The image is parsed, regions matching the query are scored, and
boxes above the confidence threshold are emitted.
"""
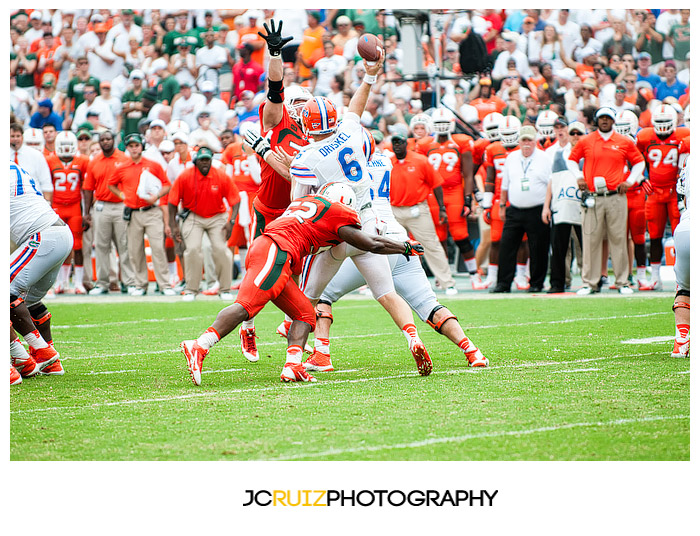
[521,156,532,191]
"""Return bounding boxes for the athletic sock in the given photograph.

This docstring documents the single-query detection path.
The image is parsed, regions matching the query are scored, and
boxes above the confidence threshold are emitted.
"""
[168,261,178,279]
[464,256,477,273]
[24,329,49,350]
[402,323,419,345]
[196,327,220,351]
[314,337,330,354]
[458,337,475,355]
[239,248,248,277]
[241,319,255,330]
[487,264,498,283]
[650,263,661,282]
[10,338,30,359]
[58,264,71,287]
[637,266,647,281]
[516,263,527,279]
[285,345,303,364]
[74,265,84,288]
[676,324,690,341]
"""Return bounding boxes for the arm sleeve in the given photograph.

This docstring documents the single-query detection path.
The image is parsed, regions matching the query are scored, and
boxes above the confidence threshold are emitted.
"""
[626,161,646,185]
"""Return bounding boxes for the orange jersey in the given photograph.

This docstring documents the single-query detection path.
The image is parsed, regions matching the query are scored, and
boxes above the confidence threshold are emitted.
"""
[472,137,490,169]
[46,154,89,206]
[421,134,474,189]
[678,135,690,157]
[222,141,260,194]
[636,127,690,189]
[258,102,308,210]
[484,141,518,200]
[264,195,361,272]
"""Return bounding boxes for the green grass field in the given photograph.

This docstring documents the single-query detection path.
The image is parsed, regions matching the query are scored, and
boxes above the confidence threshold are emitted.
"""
[10,293,689,461]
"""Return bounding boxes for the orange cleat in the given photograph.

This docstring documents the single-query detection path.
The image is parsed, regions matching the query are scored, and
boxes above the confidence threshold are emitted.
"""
[239,327,259,362]
[671,338,690,358]
[11,353,40,377]
[29,345,60,371]
[11,365,22,385]
[280,363,317,383]
[410,338,433,376]
[40,359,65,375]
[303,350,334,372]
[181,340,207,386]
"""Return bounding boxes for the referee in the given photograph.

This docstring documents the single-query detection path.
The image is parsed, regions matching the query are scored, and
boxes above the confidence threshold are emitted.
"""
[492,126,552,293]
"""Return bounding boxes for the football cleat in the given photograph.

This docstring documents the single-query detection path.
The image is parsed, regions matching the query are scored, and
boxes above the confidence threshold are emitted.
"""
[639,279,661,291]
[465,347,489,367]
[240,327,259,362]
[473,278,496,290]
[201,283,220,296]
[40,359,65,375]
[276,321,314,353]
[470,274,484,289]
[11,353,40,377]
[514,275,530,290]
[11,366,22,385]
[303,350,334,372]
[410,338,433,376]
[54,284,65,295]
[29,346,60,371]
[74,284,87,295]
[181,340,207,386]
[671,338,690,358]
[280,362,317,383]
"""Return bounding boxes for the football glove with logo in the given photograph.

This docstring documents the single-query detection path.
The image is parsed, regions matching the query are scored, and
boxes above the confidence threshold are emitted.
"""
[258,20,292,57]
[403,240,424,260]
[244,129,271,158]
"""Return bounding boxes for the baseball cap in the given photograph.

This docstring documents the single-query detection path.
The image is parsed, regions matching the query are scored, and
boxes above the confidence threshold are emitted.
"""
[150,119,167,130]
[479,77,492,86]
[554,116,568,128]
[129,69,145,80]
[143,88,159,101]
[370,129,384,144]
[201,80,216,93]
[180,80,192,88]
[124,132,144,146]
[77,129,92,140]
[519,125,537,140]
[445,41,459,52]
[502,32,519,43]
[194,146,214,160]
[149,57,168,74]
[30,11,42,20]
[568,121,586,134]
[390,123,408,141]
[171,131,189,143]
[594,107,617,121]
[336,15,352,26]
[664,59,677,69]
[602,67,618,79]
[523,16,535,24]
[582,78,597,90]
[638,52,652,60]
[86,109,100,117]
[38,98,53,109]
[159,140,175,153]
[100,80,111,89]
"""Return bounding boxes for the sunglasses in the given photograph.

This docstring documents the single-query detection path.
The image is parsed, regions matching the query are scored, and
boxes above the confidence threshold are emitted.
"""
[160,151,173,155]
[570,131,583,136]
[84,90,96,94]
[78,136,91,141]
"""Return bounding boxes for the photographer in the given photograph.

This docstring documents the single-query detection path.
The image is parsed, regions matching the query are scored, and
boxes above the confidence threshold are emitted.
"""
[567,107,645,295]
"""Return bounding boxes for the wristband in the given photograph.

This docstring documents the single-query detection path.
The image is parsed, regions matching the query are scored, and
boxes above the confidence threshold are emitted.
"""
[363,73,378,85]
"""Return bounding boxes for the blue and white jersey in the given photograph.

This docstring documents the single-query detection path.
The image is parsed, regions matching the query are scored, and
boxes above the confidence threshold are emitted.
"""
[10,161,59,245]
[366,153,408,240]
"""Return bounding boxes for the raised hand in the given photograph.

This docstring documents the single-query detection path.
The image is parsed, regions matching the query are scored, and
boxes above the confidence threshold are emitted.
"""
[258,19,292,56]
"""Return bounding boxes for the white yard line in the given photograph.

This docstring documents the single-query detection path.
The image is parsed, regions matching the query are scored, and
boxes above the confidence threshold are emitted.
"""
[621,336,675,344]
[677,370,690,375]
[10,352,658,415]
[81,369,137,375]
[261,414,690,461]
[202,368,244,374]
[550,368,600,374]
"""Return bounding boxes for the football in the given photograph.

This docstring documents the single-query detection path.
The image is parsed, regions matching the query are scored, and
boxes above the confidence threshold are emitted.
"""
[357,33,383,63]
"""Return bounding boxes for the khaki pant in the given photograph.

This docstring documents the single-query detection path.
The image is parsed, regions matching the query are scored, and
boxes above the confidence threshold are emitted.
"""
[391,200,456,289]
[127,207,170,291]
[94,201,135,289]
[581,194,629,288]
[181,212,232,294]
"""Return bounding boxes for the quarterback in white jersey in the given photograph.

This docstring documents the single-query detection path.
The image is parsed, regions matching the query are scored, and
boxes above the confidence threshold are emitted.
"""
[671,157,689,358]
[10,161,73,377]
[282,52,434,377]
[312,147,488,370]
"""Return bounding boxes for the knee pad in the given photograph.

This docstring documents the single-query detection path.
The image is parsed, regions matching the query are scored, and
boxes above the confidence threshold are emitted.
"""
[10,295,23,309]
[673,289,690,312]
[28,302,51,325]
[455,238,474,255]
[426,305,458,333]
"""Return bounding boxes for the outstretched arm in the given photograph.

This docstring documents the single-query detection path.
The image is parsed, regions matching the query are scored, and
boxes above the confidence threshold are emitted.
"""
[348,50,386,118]
[259,19,293,131]
[338,225,424,258]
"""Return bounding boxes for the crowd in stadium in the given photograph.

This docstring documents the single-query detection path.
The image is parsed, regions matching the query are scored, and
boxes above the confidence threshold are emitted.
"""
[10,8,692,382]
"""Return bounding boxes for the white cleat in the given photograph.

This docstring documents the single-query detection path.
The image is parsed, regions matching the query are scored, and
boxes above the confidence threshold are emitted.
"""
[239,327,259,362]
[514,275,530,290]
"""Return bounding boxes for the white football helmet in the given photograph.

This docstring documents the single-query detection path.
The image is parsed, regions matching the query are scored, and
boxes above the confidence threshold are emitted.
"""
[409,113,434,136]
[683,105,690,125]
[499,116,522,148]
[284,85,313,123]
[167,120,191,138]
[614,110,639,139]
[651,104,677,136]
[535,110,558,139]
[317,181,357,210]
[459,104,479,125]
[55,131,78,159]
[483,112,505,141]
[23,128,45,149]
[431,107,456,135]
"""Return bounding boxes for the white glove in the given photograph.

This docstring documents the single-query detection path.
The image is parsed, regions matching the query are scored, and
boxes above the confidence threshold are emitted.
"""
[480,191,494,209]
[244,129,271,158]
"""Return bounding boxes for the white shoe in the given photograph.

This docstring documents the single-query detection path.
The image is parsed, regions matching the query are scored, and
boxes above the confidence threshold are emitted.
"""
[162,288,177,296]
[74,284,87,295]
[89,286,109,296]
[182,293,196,302]
[619,286,634,295]
[130,287,145,296]
[639,279,661,291]
[45,289,56,299]
[445,286,458,296]
[576,286,594,296]
[219,292,234,300]
[514,275,530,290]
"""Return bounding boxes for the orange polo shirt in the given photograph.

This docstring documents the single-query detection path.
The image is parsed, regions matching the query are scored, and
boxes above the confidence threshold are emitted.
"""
[109,157,170,209]
[168,165,240,219]
[568,130,645,191]
[389,151,443,207]
[84,150,128,203]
